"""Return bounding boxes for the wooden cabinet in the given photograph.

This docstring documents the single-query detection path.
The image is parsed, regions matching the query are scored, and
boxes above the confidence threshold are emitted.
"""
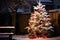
[49,10,59,27]
[16,13,30,34]
[48,10,60,35]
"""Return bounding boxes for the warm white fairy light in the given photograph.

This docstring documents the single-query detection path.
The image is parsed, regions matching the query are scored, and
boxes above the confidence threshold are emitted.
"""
[25,0,54,38]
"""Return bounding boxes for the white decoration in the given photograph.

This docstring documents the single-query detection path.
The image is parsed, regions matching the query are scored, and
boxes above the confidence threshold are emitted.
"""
[33,6,39,10]
[45,23,49,26]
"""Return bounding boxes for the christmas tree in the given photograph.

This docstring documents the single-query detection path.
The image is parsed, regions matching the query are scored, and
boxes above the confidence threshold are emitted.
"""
[25,0,54,38]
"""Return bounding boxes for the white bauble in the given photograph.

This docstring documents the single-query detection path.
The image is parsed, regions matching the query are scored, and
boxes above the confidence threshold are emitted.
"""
[47,18,51,20]
[43,17,46,20]
[45,22,51,26]
[42,13,45,15]
[44,12,48,15]
[45,23,49,26]
[34,27,37,30]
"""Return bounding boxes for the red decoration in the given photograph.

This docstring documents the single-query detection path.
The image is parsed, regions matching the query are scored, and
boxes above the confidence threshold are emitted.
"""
[29,35,37,39]
[35,23,39,27]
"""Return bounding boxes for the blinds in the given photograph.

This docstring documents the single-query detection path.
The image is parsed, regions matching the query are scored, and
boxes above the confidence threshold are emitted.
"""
[28,0,52,2]
[40,0,52,2]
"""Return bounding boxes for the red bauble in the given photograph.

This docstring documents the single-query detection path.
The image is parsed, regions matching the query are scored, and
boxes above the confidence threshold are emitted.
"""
[35,23,39,26]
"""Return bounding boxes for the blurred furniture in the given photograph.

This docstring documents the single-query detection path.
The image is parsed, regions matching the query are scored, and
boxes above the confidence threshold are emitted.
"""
[16,13,30,34]
[0,13,15,40]
[49,9,59,27]
[0,26,15,40]
[48,9,60,36]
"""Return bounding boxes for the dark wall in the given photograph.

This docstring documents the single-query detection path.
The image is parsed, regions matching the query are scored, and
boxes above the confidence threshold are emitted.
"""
[0,13,12,26]
[16,13,30,34]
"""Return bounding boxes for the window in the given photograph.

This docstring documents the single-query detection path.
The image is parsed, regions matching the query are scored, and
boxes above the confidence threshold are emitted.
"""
[40,0,52,2]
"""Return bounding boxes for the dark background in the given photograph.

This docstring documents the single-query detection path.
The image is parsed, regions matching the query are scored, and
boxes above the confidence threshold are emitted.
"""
[0,0,60,37]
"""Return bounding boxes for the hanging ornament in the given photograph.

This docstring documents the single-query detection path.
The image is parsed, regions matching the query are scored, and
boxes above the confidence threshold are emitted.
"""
[45,23,50,26]
[45,15,50,18]
[43,17,46,21]
[47,18,51,21]
[35,23,40,27]
[43,12,48,15]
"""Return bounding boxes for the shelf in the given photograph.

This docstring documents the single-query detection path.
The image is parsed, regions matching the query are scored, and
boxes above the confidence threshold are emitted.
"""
[0,26,15,28]
[0,32,14,35]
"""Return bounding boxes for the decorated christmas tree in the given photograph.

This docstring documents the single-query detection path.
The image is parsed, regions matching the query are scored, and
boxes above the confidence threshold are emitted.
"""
[25,0,54,38]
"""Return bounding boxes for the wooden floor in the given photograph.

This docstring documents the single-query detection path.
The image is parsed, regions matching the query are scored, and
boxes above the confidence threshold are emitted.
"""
[12,35,60,40]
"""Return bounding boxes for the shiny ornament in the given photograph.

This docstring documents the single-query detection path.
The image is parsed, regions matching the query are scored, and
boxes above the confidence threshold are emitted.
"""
[45,23,50,26]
